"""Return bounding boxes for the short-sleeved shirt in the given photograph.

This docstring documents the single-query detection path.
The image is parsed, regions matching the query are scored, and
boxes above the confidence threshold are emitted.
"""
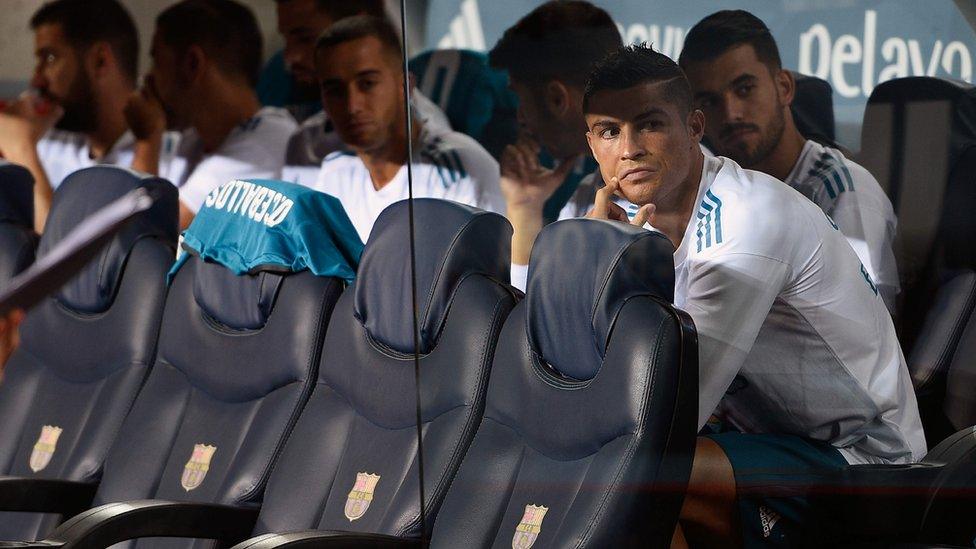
[174,106,297,213]
[784,139,899,312]
[308,122,503,243]
[37,129,182,189]
[677,155,923,465]
[280,91,451,188]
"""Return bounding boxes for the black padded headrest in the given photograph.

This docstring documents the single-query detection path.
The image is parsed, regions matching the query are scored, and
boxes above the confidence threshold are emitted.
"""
[526,219,674,381]
[791,71,836,143]
[354,199,511,354]
[0,161,35,228]
[866,77,976,164]
[37,166,178,314]
[191,258,284,330]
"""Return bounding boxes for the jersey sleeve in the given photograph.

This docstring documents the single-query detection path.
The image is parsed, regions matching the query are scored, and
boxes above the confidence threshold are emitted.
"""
[682,252,792,427]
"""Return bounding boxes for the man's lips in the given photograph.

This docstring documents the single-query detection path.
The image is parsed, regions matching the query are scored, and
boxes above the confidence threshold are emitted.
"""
[721,126,758,142]
[619,167,658,182]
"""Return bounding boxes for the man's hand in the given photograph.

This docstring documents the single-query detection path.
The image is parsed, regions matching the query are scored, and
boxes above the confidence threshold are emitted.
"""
[586,176,655,227]
[124,77,166,142]
[500,135,582,213]
[0,95,62,157]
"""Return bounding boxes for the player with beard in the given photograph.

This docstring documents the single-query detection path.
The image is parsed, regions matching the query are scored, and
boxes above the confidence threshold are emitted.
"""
[126,0,298,229]
[309,15,503,243]
[275,0,449,187]
[679,10,899,313]
[581,43,922,549]
[0,0,177,231]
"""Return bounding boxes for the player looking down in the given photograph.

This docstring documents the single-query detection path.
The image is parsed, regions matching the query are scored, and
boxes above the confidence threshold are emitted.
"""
[679,10,900,313]
[307,15,503,243]
[125,0,297,229]
[581,44,924,548]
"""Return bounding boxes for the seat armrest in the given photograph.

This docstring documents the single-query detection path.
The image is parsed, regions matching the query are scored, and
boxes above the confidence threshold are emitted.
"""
[231,531,423,549]
[38,499,258,549]
[0,476,97,516]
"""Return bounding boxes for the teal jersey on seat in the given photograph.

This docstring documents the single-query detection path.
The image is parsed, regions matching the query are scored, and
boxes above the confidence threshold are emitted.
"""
[169,179,363,283]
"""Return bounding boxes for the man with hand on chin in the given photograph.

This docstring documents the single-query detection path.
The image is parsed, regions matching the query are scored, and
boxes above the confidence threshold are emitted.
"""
[581,44,923,549]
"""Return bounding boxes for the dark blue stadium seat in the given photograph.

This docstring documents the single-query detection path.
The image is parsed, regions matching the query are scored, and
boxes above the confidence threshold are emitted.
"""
[0,162,37,284]
[0,166,177,541]
[791,71,837,145]
[231,216,699,548]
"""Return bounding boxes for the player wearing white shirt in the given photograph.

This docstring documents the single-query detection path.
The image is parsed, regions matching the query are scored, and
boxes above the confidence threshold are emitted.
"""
[125,0,294,228]
[174,107,297,213]
[281,91,450,188]
[784,139,899,308]
[574,44,922,548]
[312,122,502,242]
[311,15,502,243]
[680,10,900,317]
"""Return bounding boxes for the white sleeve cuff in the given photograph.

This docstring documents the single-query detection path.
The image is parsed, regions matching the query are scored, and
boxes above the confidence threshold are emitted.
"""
[510,263,529,292]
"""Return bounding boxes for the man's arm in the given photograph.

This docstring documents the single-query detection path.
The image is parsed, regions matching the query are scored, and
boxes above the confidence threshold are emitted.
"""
[681,253,790,427]
[124,78,167,176]
[0,98,63,233]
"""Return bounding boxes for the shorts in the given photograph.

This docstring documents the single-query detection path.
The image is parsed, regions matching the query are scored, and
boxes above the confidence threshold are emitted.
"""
[703,432,849,548]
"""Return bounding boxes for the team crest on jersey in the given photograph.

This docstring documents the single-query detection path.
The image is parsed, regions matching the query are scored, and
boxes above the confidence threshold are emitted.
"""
[512,504,549,549]
[181,444,216,491]
[344,472,381,521]
[29,425,63,473]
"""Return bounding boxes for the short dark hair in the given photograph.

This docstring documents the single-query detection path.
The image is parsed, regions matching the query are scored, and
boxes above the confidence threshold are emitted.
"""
[314,15,403,64]
[274,0,387,20]
[156,0,263,87]
[489,0,622,88]
[30,0,139,83]
[678,10,782,70]
[583,43,693,116]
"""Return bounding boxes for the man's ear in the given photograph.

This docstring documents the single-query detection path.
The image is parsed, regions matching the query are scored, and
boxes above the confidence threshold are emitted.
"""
[85,41,114,81]
[544,80,572,116]
[776,68,796,107]
[184,45,207,84]
[688,109,705,144]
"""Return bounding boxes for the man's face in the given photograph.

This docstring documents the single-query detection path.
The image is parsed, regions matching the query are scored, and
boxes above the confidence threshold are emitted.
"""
[684,44,788,168]
[585,81,701,206]
[277,0,335,98]
[316,36,406,153]
[147,32,188,129]
[510,78,584,160]
[31,23,96,132]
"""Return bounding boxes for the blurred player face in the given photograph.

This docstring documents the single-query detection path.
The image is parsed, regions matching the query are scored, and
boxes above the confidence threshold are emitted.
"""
[31,23,97,132]
[683,44,791,168]
[510,78,585,160]
[277,0,335,99]
[147,32,190,130]
[316,36,407,153]
[585,80,704,207]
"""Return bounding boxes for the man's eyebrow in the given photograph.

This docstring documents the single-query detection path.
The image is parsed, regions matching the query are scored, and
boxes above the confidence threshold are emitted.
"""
[588,118,618,129]
[730,73,759,87]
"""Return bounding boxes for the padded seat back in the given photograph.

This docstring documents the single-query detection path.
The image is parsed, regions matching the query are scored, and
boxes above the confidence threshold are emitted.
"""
[0,162,37,283]
[858,77,976,345]
[791,71,837,145]
[90,206,347,548]
[430,219,698,548]
[0,166,178,540]
[410,49,518,158]
[908,270,976,444]
[252,199,517,537]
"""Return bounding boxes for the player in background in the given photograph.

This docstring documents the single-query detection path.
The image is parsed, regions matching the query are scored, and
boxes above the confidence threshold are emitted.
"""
[0,0,175,232]
[275,0,450,187]
[126,0,297,229]
[488,1,622,286]
[679,10,900,313]
[309,16,503,243]
[581,44,923,549]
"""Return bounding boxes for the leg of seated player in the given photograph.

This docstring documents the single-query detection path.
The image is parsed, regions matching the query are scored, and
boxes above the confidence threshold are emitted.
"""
[675,437,741,549]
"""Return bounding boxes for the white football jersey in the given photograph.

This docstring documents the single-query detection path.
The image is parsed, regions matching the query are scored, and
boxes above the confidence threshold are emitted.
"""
[679,155,923,464]
[176,106,297,213]
[310,122,503,243]
[785,139,899,312]
[280,91,451,188]
[36,129,182,188]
